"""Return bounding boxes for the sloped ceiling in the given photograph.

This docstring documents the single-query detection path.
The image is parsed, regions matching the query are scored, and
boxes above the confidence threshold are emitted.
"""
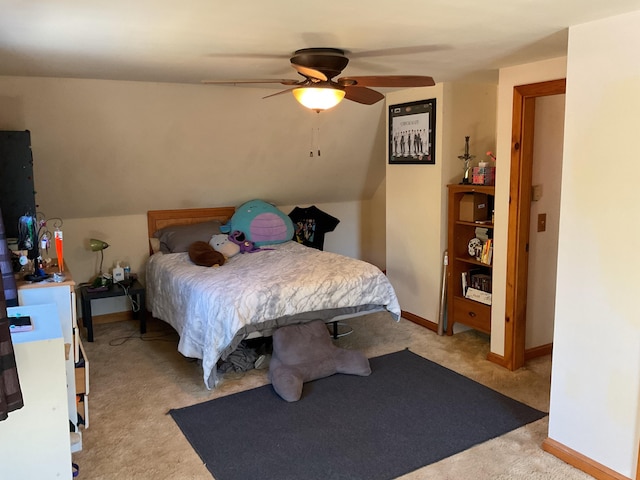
[0,76,388,218]
[1,1,639,218]
[2,1,639,84]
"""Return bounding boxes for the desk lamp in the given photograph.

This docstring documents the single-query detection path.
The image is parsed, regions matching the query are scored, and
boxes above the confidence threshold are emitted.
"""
[89,239,109,287]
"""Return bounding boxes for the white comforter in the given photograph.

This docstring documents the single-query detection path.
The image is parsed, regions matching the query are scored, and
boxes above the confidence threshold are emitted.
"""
[146,241,400,388]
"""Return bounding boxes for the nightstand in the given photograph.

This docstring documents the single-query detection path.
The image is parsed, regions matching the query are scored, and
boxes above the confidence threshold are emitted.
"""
[79,280,146,342]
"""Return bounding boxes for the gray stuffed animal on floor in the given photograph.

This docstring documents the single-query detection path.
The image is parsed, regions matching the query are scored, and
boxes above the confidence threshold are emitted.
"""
[268,320,371,402]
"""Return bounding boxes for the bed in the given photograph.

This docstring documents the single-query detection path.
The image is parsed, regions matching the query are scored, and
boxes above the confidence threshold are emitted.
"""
[146,206,401,388]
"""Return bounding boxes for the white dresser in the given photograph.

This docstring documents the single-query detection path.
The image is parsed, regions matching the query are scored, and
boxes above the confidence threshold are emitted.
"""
[2,304,73,479]
[16,269,88,453]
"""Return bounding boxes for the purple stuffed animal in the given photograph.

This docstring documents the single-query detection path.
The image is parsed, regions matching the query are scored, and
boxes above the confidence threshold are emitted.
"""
[228,230,270,253]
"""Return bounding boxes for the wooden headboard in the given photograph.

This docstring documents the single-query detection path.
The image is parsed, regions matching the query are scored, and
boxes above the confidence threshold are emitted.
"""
[147,207,235,255]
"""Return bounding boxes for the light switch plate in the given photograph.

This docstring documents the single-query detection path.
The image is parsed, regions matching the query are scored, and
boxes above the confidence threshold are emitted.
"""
[537,213,547,232]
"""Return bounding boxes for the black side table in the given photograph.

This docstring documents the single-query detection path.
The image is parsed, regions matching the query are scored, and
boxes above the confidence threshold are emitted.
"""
[79,280,146,342]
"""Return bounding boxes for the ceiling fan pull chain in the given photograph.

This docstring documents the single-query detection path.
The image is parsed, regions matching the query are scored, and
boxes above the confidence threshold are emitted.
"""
[309,113,321,157]
[316,112,321,157]
[316,127,321,157]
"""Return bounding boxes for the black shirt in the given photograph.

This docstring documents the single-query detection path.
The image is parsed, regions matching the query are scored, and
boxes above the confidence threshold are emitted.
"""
[288,206,340,251]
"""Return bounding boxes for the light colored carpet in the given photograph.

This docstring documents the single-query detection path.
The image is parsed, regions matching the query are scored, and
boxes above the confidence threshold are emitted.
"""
[72,313,593,479]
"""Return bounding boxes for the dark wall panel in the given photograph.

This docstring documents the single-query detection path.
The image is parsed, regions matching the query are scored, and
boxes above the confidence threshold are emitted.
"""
[0,131,37,241]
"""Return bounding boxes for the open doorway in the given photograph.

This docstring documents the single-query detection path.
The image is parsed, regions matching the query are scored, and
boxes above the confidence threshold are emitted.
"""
[504,79,566,370]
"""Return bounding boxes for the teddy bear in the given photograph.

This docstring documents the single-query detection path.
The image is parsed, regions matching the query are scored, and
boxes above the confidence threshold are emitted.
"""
[268,319,371,402]
[209,234,241,259]
[188,241,226,267]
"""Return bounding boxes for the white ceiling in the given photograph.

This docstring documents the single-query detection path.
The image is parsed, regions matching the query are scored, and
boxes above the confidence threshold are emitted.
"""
[2,0,640,87]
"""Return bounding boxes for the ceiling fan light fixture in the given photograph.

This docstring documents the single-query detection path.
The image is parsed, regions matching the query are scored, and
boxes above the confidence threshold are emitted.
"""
[292,87,346,111]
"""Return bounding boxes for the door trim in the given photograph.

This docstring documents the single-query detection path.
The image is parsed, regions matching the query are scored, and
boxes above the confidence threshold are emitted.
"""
[504,78,566,370]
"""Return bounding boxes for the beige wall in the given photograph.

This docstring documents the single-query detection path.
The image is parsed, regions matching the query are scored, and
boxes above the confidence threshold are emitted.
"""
[60,200,376,316]
[0,75,390,314]
[526,94,565,349]
[385,83,496,324]
[0,76,387,218]
[360,178,387,270]
[548,10,640,478]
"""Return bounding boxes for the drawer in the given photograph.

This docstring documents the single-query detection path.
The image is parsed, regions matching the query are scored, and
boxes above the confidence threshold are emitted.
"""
[74,337,89,396]
[452,296,491,334]
[77,394,89,429]
[75,367,86,394]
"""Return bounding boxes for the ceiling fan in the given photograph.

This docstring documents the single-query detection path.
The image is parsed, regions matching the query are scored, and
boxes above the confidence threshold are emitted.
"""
[202,47,435,111]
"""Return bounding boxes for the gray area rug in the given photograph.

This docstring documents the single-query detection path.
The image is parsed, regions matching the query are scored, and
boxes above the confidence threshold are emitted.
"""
[169,349,547,480]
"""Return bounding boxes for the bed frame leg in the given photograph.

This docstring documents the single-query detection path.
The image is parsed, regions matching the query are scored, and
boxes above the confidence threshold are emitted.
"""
[329,321,353,339]
[331,321,338,339]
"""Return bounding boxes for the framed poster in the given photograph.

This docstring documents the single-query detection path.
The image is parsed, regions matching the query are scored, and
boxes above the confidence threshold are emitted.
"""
[388,99,436,164]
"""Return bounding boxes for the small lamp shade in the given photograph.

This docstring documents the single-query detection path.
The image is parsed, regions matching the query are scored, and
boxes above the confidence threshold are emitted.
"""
[292,87,346,111]
[89,238,110,282]
[89,239,109,252]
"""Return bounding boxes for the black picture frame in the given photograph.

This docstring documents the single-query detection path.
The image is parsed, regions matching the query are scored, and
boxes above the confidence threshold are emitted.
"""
[388,99,436,164]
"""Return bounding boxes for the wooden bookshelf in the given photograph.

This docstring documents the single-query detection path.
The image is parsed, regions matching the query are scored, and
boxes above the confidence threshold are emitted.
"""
[446,184,495,335]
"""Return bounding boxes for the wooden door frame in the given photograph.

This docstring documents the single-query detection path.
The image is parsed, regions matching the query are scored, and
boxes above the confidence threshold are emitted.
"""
[636,440,639,480]
[504,78,566,370]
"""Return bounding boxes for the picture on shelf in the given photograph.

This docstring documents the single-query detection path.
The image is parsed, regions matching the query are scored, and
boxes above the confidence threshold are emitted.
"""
[462,269,492,296]
[465,287,492,305]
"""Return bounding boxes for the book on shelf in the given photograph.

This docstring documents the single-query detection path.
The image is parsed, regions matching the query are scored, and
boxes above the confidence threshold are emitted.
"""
[461,271,468,295]
[480,238,493,265]
[475,227,489,242]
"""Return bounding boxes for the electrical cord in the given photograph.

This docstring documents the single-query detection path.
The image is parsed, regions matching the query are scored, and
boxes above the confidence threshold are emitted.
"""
[76,279,162,345]
[108,329,177,347]
[116,282,140,313]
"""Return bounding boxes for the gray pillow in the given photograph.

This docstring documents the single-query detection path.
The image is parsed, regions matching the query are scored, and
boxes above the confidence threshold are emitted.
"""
[153,220,223,253]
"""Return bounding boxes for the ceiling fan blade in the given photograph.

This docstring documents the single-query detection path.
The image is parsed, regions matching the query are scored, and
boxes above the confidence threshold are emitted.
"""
[344,86,385,105]
[262,88,296,100]
[338,75,435,88]
[202,79,301,86]
[290,63,328,82]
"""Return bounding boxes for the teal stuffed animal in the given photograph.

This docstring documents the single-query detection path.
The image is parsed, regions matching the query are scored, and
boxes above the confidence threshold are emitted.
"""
[221,200,294,247]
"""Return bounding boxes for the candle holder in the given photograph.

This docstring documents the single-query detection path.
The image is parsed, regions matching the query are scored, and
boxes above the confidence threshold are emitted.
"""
[458,136,475,184]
